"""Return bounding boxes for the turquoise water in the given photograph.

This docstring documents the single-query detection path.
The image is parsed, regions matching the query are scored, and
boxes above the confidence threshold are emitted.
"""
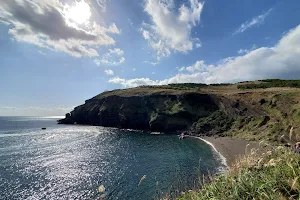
[0,116,224,199]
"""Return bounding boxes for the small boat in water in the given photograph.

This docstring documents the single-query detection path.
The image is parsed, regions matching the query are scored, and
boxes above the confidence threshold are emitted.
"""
[41,128,46,130]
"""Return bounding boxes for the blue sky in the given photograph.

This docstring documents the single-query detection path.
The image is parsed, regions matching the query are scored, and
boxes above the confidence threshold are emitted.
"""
[0,0,300,116]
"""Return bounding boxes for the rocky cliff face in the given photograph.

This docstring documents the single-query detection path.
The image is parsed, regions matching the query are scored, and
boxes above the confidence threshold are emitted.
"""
[59,93,222,132]
[58,90,265,133]
[58,84,300,142]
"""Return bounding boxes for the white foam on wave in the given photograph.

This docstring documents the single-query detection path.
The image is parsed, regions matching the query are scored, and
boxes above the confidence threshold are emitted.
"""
[150,132,163,135]
[189,136,228,172]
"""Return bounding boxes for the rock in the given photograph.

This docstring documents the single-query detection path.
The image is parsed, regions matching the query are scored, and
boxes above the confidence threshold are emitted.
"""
[260,99,266,105]
[258,116,270,127]
[98,185,105,192]
[284,143,291,147]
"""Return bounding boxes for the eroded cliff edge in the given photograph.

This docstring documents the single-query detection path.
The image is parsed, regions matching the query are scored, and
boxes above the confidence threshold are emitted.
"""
[59,83,300,142]
[59,93,218,131]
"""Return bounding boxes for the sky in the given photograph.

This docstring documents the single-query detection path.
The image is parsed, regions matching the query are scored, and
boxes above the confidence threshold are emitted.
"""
[0,0,300,116]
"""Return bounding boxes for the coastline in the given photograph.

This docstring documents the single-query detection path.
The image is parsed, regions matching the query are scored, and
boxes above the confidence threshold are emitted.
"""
[190,136,259,167]
[189,136,228,170]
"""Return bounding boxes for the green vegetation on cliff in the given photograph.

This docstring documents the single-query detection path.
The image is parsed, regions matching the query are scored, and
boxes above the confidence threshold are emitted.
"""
[238,79,300,90]
[59,79,300,143]
[225,91,300,143]
[189,111,234,136]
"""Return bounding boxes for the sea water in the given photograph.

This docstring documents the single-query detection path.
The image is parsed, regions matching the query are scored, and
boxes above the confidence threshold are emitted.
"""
[0,116,224,199]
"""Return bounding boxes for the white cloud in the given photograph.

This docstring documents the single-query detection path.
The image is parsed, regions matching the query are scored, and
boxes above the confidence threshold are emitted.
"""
[119,57,126,63]
[108,77,160,87]
[143,60,159,66]
[141,0,204,59]
[104,69,114,75]
[237,49,249,54]
[177,66,186,72]
[109,24,300,87]
[179,60,213,73]
[132,68,136,71]
[238,44,257,54]
[95,57,125,65]
[234,8,273,35]
[195,43,202,48]
[109,48,124,56]
[142,29,151,40]
[94,59,101,66]
[94,48,125,66]
[0,0,120,57]
[0,106,74,116]
[38,50,46,55]
[2,106,17,110]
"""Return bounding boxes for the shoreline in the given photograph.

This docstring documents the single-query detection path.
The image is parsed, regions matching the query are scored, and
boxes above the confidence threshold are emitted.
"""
[189,136,228,170]
[190,136,259,167]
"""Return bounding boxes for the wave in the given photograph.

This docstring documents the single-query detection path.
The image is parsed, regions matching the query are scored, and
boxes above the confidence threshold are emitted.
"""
[189,136,228,172]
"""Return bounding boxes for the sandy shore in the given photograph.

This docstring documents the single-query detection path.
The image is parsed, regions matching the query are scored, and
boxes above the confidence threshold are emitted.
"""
[193,136,259,166]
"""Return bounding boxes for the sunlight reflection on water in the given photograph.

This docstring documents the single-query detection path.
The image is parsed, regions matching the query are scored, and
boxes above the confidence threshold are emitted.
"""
[0,120,222,199]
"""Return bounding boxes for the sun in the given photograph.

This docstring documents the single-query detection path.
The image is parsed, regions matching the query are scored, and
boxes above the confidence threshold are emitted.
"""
[65,1,91,25]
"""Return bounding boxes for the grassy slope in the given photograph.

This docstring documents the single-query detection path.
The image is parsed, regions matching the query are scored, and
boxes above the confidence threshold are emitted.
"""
[226,90,300,143]
[178,145,300,200]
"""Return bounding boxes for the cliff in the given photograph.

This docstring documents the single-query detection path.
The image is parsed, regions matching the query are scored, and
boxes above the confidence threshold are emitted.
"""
[59,81,300,143]
[60,92,219,132]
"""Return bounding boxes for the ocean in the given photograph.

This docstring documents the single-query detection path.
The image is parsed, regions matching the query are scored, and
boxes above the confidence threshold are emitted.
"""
[0,116,224,199]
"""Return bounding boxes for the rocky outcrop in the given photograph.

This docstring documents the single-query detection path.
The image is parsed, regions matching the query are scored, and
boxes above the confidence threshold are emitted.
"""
[58,90,265,133]
[210,94,266,118]
[59,93,221,132]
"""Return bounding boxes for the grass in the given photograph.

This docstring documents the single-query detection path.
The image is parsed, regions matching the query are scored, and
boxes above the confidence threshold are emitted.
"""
[165,101,185,115]
[177,145,300,200]
[167,83,207,91]
[225,91,300,143]
[190,111,234,136]
[238,79,300,90]
[90,82,237,99]
[89,79,300,101]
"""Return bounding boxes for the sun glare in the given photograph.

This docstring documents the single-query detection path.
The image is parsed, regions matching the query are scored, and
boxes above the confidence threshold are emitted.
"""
[65,1,91,25]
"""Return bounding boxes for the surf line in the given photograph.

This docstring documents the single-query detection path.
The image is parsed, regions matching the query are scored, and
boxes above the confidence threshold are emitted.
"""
[188,136,228,171]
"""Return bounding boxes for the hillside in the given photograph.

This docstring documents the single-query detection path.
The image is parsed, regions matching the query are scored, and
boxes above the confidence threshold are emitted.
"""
[58,80,300,143]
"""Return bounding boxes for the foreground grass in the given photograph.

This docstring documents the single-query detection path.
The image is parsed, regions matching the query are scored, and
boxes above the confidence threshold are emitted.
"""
[178,145,300,200]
